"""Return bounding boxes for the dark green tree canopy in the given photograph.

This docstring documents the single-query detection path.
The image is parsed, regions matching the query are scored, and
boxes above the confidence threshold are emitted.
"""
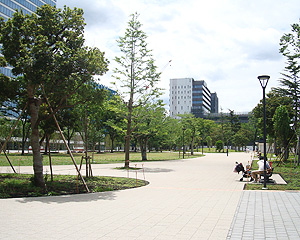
[0,5,108,188]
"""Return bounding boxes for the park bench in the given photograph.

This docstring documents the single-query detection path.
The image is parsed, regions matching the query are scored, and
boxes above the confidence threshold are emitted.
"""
[259,167,275,183]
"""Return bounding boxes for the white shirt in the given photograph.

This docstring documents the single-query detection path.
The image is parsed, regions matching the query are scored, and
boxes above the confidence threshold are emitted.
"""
[257,160,270,171]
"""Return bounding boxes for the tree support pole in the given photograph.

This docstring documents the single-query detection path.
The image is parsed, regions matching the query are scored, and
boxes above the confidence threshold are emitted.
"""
[42,85,89,192]
[0,144,16,173]
[0,102,28,155]
[0,102,28,173]
[46,134,53,181]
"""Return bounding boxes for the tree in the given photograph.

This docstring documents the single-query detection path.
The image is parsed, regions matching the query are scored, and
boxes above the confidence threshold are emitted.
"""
[133,101,166,160]
[101,95,126,153]
[252,89,293,155]
[179,114,198,155]
[206,136,212,151]
[279,21,300,129]
[113,13,162,167]
[273,105,292,161]
[0,5,108,188]
[232,127,251,151]
[162,117,181,151]
[215,140,223,152]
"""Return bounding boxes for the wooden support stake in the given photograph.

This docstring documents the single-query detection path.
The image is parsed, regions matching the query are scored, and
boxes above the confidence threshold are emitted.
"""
[1,146,16,174]
[0,103,28,173]
[42,85,89,192]
[46,135,53,182]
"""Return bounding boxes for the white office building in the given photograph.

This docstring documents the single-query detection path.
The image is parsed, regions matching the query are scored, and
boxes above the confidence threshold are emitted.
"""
[170,78,217,118]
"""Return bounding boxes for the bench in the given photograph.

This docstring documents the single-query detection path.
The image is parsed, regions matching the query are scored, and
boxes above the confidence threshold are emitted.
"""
[259,167,275,183]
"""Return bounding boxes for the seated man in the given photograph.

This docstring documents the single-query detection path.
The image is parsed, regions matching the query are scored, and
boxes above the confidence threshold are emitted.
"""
[251,158,272,183]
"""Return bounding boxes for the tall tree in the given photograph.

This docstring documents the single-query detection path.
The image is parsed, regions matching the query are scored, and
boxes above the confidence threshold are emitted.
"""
[253,89,293,154]
[113,13,162,167]
[0,5,108,188]
[273,105,292,161]
[279,21,300,129]
[179,114,198,155]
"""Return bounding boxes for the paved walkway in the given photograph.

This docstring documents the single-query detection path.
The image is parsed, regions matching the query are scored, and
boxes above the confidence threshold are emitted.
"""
[0,152,298,239]
[227,191,300,240]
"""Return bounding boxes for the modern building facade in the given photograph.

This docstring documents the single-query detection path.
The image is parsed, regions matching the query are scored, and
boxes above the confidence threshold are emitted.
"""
[169,78,218,118]
[0,0,56,117]
[0,0,56,21]
[0,0,56,78]
[210,92,219,114]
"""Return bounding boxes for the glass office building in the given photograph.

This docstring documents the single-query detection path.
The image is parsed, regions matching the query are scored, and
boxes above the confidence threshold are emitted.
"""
[0,0,56,77]
[0,0,56,21]
[0,0,56,117]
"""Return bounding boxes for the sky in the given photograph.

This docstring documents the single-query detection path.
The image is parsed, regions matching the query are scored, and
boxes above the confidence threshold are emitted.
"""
[57,0,300,113]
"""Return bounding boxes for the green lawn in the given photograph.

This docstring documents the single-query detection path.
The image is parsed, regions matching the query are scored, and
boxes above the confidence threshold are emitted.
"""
[0,151,203,198]
[0,173,148,198]
[0,151,204,166]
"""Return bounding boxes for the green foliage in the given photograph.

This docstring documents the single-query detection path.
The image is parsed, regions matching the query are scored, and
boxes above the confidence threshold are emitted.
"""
[0,5,109,188]
[112,12,162,165]
[215,140,224,152]
[112,12,162,105]
[279,21,300,129]
[252,89,293,140]
[232,127,251,151]
[273,106,292,150]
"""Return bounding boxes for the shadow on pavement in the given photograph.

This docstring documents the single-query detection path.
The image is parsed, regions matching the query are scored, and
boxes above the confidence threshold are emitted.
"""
[16,191,117,204]
[139,168,174,173]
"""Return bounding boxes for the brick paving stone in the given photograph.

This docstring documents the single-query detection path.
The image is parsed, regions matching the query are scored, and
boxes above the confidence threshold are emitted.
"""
[1,152,296,240]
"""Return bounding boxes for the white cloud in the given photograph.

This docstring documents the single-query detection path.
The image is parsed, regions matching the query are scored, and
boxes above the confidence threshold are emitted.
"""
[57,0,300,113]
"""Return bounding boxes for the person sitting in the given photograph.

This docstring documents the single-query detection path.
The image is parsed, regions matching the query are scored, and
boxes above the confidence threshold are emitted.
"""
[251,158,272,183]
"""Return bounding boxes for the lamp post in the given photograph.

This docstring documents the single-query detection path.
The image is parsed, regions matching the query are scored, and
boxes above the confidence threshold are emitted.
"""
[183,128,186,159]
[258,75,270,189]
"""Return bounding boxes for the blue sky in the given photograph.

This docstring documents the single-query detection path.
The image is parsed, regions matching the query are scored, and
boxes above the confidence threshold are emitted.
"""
[57,0,300,113]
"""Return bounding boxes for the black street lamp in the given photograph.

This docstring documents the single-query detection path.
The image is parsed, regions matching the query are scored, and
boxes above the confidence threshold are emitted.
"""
[183,128,186,159]
[258,75,270,189]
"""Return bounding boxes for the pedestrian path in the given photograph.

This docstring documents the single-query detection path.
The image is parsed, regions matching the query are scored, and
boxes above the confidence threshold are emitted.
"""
[227,191,300,240]
[0,152,298,240]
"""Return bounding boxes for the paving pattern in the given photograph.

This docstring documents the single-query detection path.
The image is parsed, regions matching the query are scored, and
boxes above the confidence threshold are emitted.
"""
[0,152,298,240]
[227,191,300,240]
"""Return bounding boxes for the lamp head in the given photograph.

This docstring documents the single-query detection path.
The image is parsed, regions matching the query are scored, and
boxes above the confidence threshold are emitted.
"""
[258,75,270,88]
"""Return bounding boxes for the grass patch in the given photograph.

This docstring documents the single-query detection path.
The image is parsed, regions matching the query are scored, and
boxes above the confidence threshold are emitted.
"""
[0,151,203,166]
[0,173,148,198]
[245,157,300,191]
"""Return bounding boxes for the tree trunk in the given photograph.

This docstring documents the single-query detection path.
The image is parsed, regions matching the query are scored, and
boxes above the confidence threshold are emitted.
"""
[140,138,147,161]
[111,137,114,153]
[191,138,194,155]
[124,99,133,168]
[124,122,131,167]
[21,120,27,155]
[28,95,45,190]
